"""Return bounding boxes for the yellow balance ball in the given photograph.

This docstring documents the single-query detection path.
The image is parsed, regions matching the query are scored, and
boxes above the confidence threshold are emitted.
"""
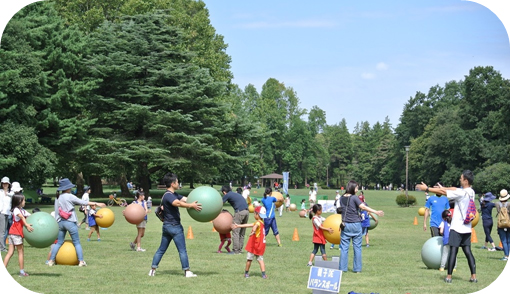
[471,211,480,228]
[56,240,79,265]
[418,207,426,216]
[248,204,254,213]
[272,191,284,208]
[95,207,115,228]
[289,203,297,211]
[323,214,343,245]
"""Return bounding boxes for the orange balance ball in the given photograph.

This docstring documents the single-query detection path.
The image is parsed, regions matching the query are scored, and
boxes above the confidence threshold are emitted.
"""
[95,207,115,228]
[56,240,79,265]
[124,203,146,225]
[418,207,426,216]
[299,210,307,218]
[471,211,480,228]
[272,191,284,208]
[323,214,343,245]
[289,203,297,211]
[213,211,233,234]
[248,204,254,213]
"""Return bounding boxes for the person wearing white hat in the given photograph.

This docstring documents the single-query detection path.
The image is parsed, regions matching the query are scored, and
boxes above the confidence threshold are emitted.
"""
[0,176,14,252]
[496,189,510,261]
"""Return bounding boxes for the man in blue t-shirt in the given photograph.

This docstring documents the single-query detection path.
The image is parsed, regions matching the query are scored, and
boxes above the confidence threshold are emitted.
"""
[423,185,450,237]
[221,186,249,254]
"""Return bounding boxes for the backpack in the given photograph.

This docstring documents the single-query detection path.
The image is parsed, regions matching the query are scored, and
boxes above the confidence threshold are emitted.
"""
[497,202,510,229]
[462,192,477,225]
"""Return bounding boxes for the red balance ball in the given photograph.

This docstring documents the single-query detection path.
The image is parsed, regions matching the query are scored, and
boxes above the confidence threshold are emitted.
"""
[124,203,146,225]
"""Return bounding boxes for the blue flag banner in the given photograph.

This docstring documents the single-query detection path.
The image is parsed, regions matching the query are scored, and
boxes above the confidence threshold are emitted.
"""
[283,172,289,195]
[307,266,342,293]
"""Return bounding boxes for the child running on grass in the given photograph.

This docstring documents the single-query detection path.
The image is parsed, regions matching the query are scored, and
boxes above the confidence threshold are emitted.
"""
[233,206,267,279]
[87,203,103,241]
[3,183,33,277]
[307,204,333,266]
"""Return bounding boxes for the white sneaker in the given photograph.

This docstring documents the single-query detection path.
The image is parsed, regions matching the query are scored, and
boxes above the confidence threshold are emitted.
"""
[79,261,87,267]
[47,260,55,267]
[148,269,156,276]
[137,248,146,252]
[185,270,197,278]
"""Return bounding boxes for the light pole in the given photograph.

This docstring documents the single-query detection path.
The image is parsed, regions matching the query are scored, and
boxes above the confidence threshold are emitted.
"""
[405,146,410,206]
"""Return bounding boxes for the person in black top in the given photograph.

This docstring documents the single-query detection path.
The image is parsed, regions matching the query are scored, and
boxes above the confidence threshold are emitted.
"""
[149,172,201,278]
[479,192,497,251]
[221,186,249,254]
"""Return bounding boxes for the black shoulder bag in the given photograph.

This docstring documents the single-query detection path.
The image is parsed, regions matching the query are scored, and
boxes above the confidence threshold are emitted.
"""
[155,192,169,222]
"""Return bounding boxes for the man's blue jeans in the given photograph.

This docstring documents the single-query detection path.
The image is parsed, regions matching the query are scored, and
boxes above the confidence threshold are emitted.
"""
[151,223,190,270]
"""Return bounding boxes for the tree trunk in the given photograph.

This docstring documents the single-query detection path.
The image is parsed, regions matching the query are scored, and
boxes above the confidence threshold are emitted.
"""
[189,177,194,189]
[137,162,151,195]
[75,172,85,197]
[89,175,103,198]
[119,174,131,198]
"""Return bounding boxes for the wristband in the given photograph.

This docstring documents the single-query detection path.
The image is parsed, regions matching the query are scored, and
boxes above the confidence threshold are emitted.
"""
[425,187,429,193]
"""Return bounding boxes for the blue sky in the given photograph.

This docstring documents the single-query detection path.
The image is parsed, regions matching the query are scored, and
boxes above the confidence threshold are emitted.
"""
[204,0,510,131]
[0,1,509,293]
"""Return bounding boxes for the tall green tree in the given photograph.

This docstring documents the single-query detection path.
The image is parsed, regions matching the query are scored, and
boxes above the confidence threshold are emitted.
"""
[0,1,95,187]
[84,12,234,193]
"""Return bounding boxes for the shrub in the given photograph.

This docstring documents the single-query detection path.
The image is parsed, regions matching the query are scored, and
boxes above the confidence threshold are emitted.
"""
[396,194,417,207]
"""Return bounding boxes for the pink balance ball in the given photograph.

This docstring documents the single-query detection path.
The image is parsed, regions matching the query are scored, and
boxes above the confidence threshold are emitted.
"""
[289,203,297,211]
[213,211,233,234]
[95,207,115,228]
[299,210,307,218]
[124,203,146,225]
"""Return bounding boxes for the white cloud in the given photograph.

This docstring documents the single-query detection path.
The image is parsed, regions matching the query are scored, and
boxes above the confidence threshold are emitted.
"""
[376,62,389,71]
[361,72,375,79]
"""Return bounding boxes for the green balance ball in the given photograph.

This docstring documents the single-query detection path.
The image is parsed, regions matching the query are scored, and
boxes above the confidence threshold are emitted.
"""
[23,212,59,248]
[368,214,379,230]
[421,236,445,269]
[187,186,223,222]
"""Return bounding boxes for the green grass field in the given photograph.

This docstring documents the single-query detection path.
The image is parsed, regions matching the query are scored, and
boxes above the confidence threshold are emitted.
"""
[1,188,508,294]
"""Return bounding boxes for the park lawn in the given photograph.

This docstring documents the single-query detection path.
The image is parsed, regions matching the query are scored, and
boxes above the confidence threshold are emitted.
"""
[1,189,506,294]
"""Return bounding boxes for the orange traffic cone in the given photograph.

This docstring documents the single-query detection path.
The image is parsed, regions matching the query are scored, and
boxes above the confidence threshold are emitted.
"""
[187,226,194,239]
[471,228,478,243]
[292,228,300,241]
[413,217,418,225]
[212,225,217,232]
[500,241,503,248]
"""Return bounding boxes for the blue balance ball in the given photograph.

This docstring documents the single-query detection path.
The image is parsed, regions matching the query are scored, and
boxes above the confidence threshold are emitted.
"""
[187,186,223,222]
[23,212,59,248]
[421,236,446,269]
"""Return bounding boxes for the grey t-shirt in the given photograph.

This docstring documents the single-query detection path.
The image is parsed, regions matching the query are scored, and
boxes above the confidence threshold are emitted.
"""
[339,195,363,223]
[54,193,89,222]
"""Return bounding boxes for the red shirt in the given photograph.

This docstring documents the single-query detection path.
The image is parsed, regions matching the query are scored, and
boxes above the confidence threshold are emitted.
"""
[245,220,266,256]
[312,216,326,244]
[9,208,28,238]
